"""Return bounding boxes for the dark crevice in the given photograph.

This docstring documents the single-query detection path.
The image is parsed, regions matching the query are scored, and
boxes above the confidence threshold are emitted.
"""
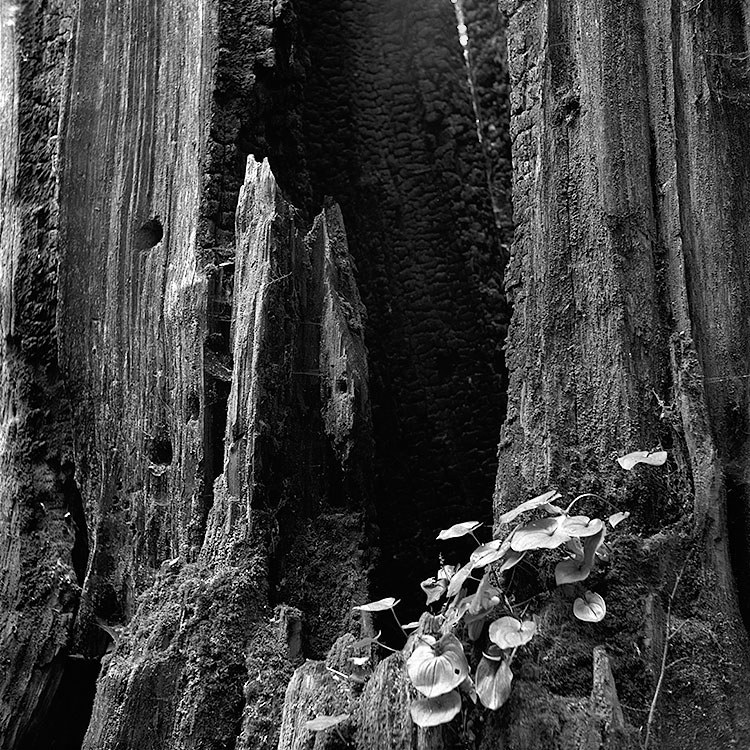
[726,475,750,630]
[200,260,235,545]
[286,0,513,633]
[16,655,101,750]
[60,460,89,585]
[186,392,200,422]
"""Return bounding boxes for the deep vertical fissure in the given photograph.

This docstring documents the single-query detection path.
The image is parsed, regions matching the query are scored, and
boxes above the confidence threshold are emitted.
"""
[289,0,513,631]
[195,0,514,638]
[61,460,89,585]
[201,259,234,543]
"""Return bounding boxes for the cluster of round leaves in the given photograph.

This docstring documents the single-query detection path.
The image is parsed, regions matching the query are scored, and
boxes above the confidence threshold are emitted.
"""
[308,450,667,734]
[395,486,626,727]
[400,450,667,727]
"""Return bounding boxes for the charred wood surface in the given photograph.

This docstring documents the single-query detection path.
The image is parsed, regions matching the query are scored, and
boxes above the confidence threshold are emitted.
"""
[495,0,750,744]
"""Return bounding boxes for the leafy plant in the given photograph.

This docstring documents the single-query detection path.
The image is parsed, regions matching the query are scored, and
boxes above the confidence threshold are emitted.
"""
[348,449,667,729]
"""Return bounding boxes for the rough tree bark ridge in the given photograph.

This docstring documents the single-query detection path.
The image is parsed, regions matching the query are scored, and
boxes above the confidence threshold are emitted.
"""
[492,0,750,745]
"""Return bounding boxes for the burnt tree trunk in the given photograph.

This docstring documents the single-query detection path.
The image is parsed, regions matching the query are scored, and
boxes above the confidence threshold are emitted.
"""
[486,0,750,746]
[2,0,750,749]
[2,0,505,748]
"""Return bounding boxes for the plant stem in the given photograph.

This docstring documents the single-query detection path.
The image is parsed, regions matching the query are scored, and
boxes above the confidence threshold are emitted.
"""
[326,666,350,680]
[373,640,399,654]
[643,554,691,750]
[511,592,543,611]
[565,492,607,514]
[390,606,408,637]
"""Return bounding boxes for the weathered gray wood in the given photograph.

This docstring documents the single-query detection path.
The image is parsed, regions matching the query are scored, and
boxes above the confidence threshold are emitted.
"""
[0,2,80,746]
[494,0,750,744]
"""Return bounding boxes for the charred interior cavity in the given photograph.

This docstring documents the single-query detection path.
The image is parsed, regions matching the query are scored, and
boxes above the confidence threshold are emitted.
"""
[197,0,512,634]
[289,0,512,627]
[17,655,101,750]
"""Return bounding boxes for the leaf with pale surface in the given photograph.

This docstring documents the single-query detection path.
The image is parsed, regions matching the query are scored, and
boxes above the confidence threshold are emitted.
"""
[406,633,469,698]
[353,597,399,612]
[617,450,667,470]
[410,690,461,727]
[608,511,630,527]
[305,714,349,731]
[511,517,570,551]
[560,515,604,537]
[488,616,537,649]
[436,521,482,540]
[498,490,562,525]
[573,591,606,622]
[475,658,514,710]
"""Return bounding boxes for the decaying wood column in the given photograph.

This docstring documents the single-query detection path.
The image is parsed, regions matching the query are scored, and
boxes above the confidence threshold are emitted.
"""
[0,3,82,746]
[492,0,750,745]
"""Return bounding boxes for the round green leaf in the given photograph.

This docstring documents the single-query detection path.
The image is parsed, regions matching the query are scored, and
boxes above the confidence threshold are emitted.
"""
[406,633,469,698]
[617,450,667,470]
[608,511,630,528]
[409,689,461,727]
[573,591,606,622]
[510,517,569,551]
[353,597,399,612]
[475,657,514,710]
[555,558,592,585]
[470,540,505,567]
[488,616,536,649]
[436,521,482,540]
[498,490,562,525]
[560,516,604,538]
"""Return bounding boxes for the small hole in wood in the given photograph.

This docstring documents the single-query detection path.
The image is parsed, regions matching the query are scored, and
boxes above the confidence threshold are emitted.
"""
[134,217,164,250]
[186,393,200,422]
[149,437,173,465]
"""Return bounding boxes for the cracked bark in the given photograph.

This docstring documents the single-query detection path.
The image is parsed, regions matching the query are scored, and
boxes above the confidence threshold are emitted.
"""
[491,0,750,745]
